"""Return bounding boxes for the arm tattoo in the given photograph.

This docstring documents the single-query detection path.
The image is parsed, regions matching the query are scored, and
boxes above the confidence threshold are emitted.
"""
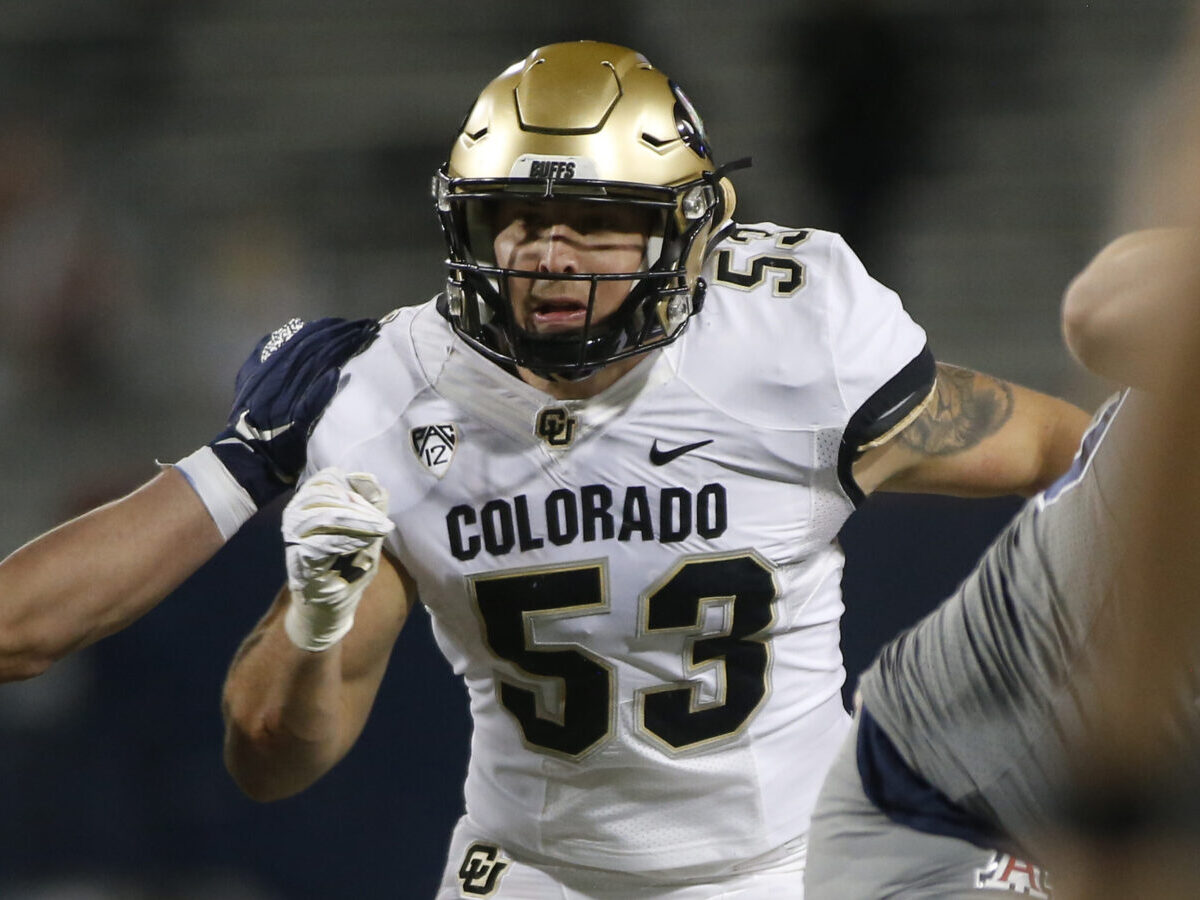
[899,363,1014,456]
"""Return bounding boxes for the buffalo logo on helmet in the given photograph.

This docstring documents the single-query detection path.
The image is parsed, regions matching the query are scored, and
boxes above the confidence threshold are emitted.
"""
[671,81,711,160]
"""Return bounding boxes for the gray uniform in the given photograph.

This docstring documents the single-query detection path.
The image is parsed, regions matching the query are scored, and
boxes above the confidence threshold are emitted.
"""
[807,393,1132,899]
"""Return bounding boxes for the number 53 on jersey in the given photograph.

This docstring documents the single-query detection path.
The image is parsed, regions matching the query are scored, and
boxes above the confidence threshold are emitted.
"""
[468,550,778,760]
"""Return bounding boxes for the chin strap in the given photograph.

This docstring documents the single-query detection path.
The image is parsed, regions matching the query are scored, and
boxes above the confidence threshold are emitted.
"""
[715,156,753,178]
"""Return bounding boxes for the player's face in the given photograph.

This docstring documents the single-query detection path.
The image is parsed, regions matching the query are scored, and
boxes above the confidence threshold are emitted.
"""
[492,199,652,335]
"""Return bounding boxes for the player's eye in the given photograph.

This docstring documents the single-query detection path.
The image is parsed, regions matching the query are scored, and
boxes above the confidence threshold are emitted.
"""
[575,213,610,234]
[521,211,549,231]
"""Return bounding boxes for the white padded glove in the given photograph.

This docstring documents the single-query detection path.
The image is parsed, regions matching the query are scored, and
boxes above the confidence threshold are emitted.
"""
[282,468,394,652]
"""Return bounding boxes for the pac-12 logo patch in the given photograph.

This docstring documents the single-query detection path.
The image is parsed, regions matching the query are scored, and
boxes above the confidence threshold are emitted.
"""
[411,423,457,477]
[975,851,1052,898]
[457,841,510,897]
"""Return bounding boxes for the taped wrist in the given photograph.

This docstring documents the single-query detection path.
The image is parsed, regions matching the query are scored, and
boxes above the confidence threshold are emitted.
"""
[172,446,257,540]
[284,589,361,652]
[209,434,294,509]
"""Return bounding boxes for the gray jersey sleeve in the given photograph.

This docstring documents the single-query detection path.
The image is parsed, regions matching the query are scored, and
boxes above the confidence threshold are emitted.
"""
[858,392,1130,838]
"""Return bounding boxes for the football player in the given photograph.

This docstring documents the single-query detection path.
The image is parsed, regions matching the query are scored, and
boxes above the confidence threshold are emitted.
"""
[804,229,1200,899]
[220,42,1091,898]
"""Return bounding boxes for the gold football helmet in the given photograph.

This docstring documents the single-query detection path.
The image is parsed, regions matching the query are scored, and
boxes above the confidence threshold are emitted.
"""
[433,41,738,378]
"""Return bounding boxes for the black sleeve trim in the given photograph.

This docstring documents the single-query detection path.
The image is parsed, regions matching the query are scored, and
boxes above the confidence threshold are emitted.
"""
[837,344,936,506]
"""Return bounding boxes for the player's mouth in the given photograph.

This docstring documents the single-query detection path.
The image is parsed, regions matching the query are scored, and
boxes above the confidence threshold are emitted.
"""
[528,298,591,333]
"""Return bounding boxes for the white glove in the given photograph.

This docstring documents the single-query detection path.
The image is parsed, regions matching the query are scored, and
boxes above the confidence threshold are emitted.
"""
[282,468,395,652]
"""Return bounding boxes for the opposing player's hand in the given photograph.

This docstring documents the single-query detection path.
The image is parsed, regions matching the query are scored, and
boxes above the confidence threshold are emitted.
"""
[282,468,394,652]
[175,316,380,539]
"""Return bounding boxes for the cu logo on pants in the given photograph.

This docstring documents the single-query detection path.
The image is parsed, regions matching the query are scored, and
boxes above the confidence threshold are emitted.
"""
[457,842,510,897]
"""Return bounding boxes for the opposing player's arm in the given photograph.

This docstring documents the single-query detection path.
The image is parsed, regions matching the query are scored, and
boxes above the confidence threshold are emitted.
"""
[1061,227,1200,391]
[0,468,223,681]
[0,317,378,684]
[853,363,1092,498]
[222,550,414,802]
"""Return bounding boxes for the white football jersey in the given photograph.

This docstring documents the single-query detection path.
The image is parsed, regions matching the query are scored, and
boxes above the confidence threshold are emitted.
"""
[306,224,931,876]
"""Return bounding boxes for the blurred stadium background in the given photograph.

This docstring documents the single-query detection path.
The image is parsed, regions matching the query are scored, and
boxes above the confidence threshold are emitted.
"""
[0,1,1188,897]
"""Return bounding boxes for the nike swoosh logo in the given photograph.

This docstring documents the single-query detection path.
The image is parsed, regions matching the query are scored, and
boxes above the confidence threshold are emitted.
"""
[233,409,294,442]
[650,438,713,466]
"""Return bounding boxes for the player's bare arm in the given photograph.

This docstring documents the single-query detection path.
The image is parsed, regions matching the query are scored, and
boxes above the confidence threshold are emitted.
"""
[0,469,223,681]
[895,364,1014,455]
[222,551,413,801]
[1062,227,1200,391]
[853,362,1091,498]
[223,472,415,801]
[0,317,378,684]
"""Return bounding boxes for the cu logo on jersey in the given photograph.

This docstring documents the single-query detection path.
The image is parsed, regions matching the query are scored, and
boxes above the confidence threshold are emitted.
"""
[457,842,511,897]
[535,406,577,448]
